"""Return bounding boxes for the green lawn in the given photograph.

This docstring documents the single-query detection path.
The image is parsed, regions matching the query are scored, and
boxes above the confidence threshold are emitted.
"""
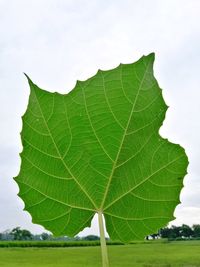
[1,241,200,267]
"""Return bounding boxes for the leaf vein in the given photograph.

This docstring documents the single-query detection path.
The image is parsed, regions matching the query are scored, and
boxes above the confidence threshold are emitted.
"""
[80,82,114,163]
[31,85,98,209]
[104,155,184,210]
[18,180,95,212]
[101,60,152,209]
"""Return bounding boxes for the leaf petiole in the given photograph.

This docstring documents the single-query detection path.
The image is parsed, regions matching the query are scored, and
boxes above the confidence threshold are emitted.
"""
[98,211,109,267]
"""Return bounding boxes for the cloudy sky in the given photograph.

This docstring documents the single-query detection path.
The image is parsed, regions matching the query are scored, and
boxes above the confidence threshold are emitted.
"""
[0,0,200,236]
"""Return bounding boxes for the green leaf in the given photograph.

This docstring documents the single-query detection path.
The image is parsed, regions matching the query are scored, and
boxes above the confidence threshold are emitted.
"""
[15,53,188,242]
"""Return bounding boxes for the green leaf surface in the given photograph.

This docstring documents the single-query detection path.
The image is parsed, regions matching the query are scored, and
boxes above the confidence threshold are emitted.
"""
[15,53,188,242]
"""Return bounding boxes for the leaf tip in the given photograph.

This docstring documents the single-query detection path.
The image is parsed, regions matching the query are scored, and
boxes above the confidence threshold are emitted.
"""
[97,69,102,74]
[147,52,155,60]
[23,73,32,83]
[24,73,35,91]
[76,80,81,85]
[143,52,155,64]
[119,63,124,68]
[23,72,29,79]
[21,114,25,124]
[172,215,176,220]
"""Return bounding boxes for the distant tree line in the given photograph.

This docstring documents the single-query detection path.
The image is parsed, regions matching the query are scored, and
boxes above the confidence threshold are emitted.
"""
[0,227,100,241]
[146,224,200,240]
[160,224,200,239]
[1,224,200,241]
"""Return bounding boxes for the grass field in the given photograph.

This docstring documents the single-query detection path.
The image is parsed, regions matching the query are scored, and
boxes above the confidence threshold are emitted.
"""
[0,240,200,267]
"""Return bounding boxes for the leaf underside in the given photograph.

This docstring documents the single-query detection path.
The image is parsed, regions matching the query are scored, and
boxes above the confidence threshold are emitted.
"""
[15,53,188,242]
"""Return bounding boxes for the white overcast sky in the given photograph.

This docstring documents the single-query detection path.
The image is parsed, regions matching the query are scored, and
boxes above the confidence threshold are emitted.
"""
[0,0,200,236]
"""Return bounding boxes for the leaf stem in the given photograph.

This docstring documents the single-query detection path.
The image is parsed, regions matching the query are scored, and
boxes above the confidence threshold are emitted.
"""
[98,211,109,267]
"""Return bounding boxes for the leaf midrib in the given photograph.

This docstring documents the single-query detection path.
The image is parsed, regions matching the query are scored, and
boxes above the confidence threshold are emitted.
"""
[100,59,151,210]
[31,84,98,211]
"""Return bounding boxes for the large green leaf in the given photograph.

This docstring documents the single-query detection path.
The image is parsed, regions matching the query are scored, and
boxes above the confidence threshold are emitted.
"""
[15,53,188,242]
